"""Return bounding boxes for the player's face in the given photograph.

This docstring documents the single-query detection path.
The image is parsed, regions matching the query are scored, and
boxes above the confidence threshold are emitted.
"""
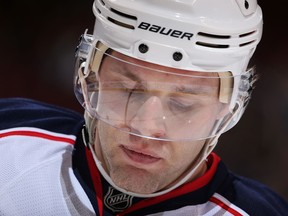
[94,51,223,194]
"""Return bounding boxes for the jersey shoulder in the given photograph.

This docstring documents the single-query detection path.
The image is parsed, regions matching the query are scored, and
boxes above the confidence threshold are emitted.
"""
[0,97,84,135]
[235,174,288,215]
[218,164,288,216]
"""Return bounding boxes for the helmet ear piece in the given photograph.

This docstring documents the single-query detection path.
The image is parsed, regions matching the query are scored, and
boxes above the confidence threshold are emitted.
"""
[74,31,112,115]
[90,41,110,81]
[74,32,95,110]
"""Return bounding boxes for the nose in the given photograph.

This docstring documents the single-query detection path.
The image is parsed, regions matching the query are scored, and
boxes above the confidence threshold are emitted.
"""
[129,96,166,138]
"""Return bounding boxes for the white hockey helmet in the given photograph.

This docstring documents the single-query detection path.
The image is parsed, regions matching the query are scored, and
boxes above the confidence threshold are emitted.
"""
[92,0,262,75]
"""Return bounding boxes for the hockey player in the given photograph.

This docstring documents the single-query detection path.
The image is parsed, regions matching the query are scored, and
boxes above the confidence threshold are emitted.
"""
[0,0,288,215]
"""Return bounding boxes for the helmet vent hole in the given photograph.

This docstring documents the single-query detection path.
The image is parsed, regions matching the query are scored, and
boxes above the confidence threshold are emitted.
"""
[239,40,255,47]
[196,42,229,49]
[96,7,101,14]
[106,8,137,30]
[196,32,231,49]
[239,31,256,37]
[107,17,135,29]
[100,0,105,6]
[110,8,137,20]
[173,52,183,61]
[198,32,230,39]
[138,44,149,53]
[244,0,249,9]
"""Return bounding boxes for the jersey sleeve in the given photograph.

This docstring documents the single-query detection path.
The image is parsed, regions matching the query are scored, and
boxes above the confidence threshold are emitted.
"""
[0,97,84,135]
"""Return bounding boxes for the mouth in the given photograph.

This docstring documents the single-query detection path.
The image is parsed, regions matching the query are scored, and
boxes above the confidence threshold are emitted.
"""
[120,145,162,165]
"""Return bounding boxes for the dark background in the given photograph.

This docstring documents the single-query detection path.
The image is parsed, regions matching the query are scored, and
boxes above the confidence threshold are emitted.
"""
[1,1,287,200]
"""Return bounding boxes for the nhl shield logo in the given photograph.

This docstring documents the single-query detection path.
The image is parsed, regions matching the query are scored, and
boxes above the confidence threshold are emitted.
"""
[104,186,133,212]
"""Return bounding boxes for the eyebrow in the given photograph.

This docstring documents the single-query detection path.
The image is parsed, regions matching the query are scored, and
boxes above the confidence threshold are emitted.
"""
[114,64,217,95]
[114,64,141,82]
[175,85,216,96]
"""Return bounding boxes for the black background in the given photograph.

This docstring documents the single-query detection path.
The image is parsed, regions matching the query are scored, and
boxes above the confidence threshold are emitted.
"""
[0,0,287,200]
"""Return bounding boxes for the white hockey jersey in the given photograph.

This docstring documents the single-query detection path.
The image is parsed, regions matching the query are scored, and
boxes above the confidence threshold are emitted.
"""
[0,98,287,216]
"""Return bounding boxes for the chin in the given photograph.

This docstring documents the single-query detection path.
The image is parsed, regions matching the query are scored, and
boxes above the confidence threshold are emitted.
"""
[110,165,162,194]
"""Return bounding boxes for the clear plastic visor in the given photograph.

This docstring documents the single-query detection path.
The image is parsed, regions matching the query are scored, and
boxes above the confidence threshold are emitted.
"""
[80,46,237,141]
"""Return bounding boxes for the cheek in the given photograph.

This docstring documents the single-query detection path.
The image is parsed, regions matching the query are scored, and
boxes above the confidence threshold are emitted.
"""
[96,122,116,166]
[168,140,205,169]
[96,121,130,166]
[98,122,117,154]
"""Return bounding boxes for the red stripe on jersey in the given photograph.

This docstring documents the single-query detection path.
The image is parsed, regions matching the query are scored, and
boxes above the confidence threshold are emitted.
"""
[0,130,75,145]
[209,196,243,216]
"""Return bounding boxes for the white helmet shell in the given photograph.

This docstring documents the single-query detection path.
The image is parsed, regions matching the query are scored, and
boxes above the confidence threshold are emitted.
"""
[92,0,263,75]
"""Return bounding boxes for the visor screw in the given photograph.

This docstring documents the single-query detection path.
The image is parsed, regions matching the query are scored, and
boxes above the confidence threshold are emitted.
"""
[173,52,183,61]
[138,43,149,53]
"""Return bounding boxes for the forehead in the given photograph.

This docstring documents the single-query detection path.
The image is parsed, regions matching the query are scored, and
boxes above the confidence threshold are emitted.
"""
[104,50,220,86]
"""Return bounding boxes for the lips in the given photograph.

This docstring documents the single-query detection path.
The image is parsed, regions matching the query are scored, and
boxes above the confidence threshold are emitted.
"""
[121,145,161,164]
